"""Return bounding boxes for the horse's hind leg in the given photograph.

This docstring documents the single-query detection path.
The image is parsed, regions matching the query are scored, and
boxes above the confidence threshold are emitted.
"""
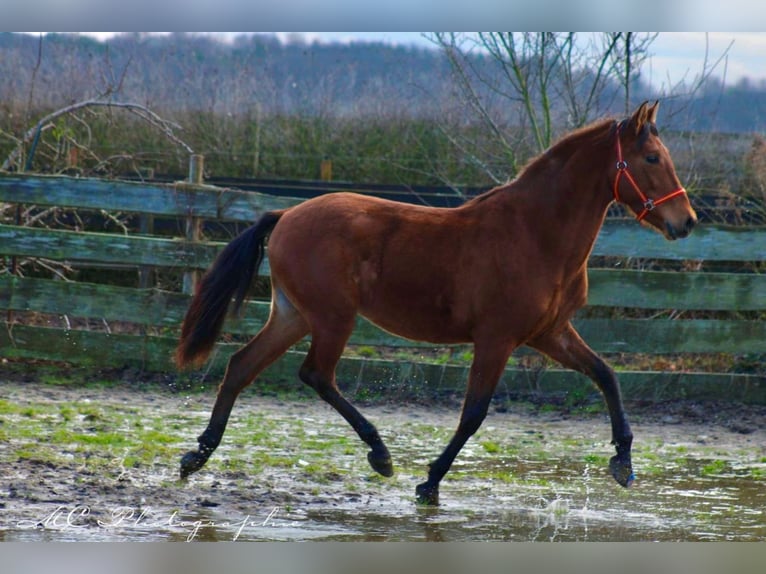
[529,322,634,488]
[180,299,309,479]
[298,325,393,477]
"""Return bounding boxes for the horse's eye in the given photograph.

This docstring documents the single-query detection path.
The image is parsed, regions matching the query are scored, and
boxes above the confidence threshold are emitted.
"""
[646,154,660,164]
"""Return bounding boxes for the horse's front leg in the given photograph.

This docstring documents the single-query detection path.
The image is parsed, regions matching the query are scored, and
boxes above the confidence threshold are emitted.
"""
[416,342,511,505]
[530,322,634,487]
[298,327,394,478]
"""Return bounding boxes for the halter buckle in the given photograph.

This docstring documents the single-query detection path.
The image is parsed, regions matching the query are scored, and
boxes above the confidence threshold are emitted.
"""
[643,198,655,212]
[616,160,628,171]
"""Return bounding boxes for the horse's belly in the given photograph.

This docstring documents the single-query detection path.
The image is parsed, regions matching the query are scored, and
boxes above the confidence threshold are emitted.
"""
[359,301,472,345]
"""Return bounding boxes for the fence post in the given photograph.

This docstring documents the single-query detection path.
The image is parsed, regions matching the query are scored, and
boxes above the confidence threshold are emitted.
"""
[183,154,205,295]
[188,154,205,186]
[138,166,159,289]
[320,158,332,181]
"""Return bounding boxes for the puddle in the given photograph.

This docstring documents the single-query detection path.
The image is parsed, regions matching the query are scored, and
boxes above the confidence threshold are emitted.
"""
[1,383,765,541]
[287,464,766,542]
[5,456,763,542]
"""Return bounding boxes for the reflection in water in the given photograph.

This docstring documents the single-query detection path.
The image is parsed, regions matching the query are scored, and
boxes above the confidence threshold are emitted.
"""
[292,457,766,542]
[3,456,765,541]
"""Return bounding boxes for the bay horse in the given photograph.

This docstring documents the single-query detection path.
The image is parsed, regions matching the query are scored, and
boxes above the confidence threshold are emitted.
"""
[175,101,697,505]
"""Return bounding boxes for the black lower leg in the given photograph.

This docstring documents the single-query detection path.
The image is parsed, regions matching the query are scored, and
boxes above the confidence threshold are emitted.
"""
[530,325,635,488]
[302,367,393,477]
[415,431,471,506]
[609,426,634,487]
[352,417,393,477]
[180,420,227,479]
[416,400,489,506]
[595,361,634,487]
[365,445,393,477]
[335,399,393,476]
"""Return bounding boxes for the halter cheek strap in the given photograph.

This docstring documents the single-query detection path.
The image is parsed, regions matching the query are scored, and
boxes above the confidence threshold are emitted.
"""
[613,123,687,221]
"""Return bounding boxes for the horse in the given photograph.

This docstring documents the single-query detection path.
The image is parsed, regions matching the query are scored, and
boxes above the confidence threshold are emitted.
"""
[175,101,697,505]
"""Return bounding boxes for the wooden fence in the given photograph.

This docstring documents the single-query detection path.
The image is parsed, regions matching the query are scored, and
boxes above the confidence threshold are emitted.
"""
[2,170,766,403]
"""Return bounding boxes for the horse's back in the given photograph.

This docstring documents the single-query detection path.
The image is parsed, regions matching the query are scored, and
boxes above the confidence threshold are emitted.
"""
[266,192,483,342]
[269,192,466,262]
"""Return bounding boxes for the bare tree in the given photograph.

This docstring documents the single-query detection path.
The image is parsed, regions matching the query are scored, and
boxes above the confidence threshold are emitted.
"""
[1,35,193,174]
[605,32,658,116]
[425,32,639,184]
[1,99,193,173]
[425,32,735,189]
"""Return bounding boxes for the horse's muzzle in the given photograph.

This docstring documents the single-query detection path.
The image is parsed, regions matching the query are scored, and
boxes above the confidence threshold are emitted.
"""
[666,215,697,240]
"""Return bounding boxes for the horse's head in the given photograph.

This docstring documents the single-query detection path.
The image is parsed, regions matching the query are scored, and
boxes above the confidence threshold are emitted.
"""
[613,101,697,240]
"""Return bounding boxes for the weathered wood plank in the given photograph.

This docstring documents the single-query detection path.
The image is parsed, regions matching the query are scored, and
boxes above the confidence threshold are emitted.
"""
[2,276,766,354]
[348,317,766,354]
[3,173,764,402]
[587,269,766,310]
[592,219,766,261]
[0,174,298,222]
[2,325,765,403]
[570,317,766,354]
[2,174,766,262]
[0,324,171,371]
[1,275,189,327]
[0,224,222,269]
[0,275,270,334]
[3,224,766,303]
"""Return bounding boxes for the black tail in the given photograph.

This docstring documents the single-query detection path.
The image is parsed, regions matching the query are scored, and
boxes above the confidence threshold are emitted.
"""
[175,211,283,368]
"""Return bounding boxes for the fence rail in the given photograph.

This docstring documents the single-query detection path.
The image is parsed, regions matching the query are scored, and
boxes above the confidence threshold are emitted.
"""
[2,171,765,403]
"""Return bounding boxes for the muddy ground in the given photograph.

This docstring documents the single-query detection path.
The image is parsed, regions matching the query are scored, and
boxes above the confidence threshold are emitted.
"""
[1,374,765,541]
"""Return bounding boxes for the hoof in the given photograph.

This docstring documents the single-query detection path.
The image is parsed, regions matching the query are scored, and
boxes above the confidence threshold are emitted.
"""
[180,450,208,479]
[415,482,439,506]
[609,454,635,488]
[367,450,394,477]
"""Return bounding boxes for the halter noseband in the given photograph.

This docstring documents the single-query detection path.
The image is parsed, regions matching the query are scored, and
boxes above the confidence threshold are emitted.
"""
[613,122,687,222]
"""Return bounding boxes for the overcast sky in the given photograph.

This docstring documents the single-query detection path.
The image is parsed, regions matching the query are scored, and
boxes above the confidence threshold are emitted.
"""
[290,32,766,89]
[27,32,766,90]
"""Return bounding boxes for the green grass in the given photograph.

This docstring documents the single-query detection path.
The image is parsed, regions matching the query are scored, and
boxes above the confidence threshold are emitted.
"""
[481,441,502,454]
[138,429,181,444]
[701,459,730,477]
[0,399,23,415]
[51,429,131,447]
[355,346,379,359]
[1,388,195,475]
[583,454,608,466]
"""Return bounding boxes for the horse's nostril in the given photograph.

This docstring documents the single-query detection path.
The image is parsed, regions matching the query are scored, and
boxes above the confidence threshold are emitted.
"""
[667,216,697,240]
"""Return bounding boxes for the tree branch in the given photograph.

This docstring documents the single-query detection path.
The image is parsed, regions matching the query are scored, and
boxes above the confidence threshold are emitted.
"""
[2,100,194,172]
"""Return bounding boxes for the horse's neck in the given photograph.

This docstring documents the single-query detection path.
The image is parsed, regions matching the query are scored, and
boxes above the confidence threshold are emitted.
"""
[488,156,613,271]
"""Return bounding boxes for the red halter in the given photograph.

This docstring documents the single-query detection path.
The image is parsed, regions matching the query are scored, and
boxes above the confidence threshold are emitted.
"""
[613,123,687,221]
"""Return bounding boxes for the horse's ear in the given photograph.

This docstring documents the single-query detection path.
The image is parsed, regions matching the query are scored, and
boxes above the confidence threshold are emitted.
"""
[647,100,660,124]
[629,101,651,134]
